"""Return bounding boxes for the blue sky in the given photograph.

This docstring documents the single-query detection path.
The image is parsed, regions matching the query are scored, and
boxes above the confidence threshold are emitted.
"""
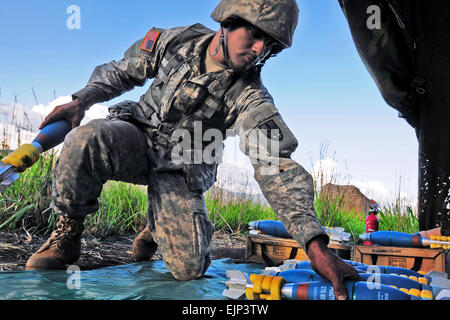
[0,1,419,205]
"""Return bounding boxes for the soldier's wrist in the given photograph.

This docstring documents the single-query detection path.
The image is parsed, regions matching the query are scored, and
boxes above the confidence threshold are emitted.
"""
[71,87,104,110]
[73,98,89,111]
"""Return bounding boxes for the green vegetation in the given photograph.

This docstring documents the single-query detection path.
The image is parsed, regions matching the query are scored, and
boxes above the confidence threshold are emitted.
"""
[84,181,148,237]
[0,152,149,237]
[0,150,418,244]
[378,205,418,235]
[0,151,57,235]
[205,188,277,235]
[313,189,418,244]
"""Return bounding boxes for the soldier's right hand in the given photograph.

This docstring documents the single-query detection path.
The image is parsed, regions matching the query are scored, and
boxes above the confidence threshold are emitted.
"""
[39,98,86,130]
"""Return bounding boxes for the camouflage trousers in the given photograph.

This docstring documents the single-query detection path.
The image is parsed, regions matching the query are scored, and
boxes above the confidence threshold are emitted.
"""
[51,118,214,280]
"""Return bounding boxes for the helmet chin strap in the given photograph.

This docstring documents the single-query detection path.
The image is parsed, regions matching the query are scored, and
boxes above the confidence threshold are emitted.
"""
[212,26,235,69]
[212,25,273,72]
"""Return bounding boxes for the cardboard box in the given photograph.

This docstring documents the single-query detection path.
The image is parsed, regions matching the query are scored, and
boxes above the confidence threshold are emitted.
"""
[353,245,446,273]
[245,234,352,266]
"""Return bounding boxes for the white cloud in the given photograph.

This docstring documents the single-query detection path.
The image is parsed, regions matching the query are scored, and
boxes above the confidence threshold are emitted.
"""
[350,178,416,209]
[84,104,109,122]
[349,178,389,202]
[0,102,43,132]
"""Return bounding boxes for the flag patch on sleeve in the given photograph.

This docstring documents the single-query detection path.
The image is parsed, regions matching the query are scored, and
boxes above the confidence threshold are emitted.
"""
[140,30,161,53]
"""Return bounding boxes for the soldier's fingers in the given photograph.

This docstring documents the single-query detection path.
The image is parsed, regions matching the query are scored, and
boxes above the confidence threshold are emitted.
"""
[331,277,348,300]
[40,104,70,129]
[344,264,362,281]
[39,114,60,130]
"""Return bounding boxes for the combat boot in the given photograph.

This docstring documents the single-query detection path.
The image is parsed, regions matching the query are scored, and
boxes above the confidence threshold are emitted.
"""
[133,225,158,261]
[26,215,85,270]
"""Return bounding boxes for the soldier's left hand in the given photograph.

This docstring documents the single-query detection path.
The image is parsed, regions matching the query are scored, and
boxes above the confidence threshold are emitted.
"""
[306,235,361,300]
[39,98,86,130]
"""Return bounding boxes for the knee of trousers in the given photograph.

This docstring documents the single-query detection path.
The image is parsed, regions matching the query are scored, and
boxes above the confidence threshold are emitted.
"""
[56,119,120,182]
[166,253,212,281]
[161,213,215,281]
[51,120,117,216]
[63,120,114,155]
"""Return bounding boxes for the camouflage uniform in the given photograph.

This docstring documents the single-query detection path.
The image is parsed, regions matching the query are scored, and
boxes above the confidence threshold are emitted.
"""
[53,3,327,279]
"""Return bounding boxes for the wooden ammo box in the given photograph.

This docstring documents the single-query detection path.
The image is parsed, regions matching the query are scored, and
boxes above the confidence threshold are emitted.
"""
[353,245,446,273]
[246,234,352,266]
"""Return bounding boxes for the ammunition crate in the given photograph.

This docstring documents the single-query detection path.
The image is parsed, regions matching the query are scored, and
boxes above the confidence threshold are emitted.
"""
[245,234,352,266]
[353,245,446,273]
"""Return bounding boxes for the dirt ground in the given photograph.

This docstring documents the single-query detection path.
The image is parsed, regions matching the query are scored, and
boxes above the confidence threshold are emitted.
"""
[0,230,247,271]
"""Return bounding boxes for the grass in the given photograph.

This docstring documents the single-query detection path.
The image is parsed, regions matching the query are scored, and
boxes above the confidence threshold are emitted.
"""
[0,150,57,235]
[314,190,365,243]
[378,205,418,235]
[205,187,277,235]
[0,154,150,237]
[84,181,148,237]
[0,143,418,244]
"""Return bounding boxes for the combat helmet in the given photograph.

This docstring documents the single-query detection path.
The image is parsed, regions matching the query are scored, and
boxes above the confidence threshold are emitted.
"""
[211,0,299,49]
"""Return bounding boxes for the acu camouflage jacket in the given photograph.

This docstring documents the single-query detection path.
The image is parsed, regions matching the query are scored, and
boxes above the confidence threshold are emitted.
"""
[72,23,327,251]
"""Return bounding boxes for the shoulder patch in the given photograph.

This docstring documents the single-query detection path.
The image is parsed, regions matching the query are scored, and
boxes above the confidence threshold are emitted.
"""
[140,30,161,53]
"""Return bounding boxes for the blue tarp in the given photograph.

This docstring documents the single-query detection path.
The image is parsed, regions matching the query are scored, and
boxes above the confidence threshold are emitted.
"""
[0,259,264,300]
